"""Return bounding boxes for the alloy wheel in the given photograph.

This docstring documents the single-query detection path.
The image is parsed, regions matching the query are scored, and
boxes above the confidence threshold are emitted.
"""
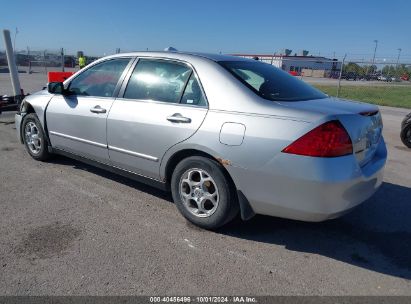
[179,168,220,218]
[24,121,42,154]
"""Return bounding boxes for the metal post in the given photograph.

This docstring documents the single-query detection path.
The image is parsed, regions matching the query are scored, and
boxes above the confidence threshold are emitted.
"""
[61,48,65,72]
[27,46,30,74]
[13,28,18,51]
[43,50,47,74]
[13,27,18,62]
[2,29,22,98]
[337,54,346,98]
[396,48,402,67]
[372,40,378,65]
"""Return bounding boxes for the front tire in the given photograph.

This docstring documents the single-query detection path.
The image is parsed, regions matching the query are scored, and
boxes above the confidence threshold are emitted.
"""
[22,113,51,161]
[171,156,239,230]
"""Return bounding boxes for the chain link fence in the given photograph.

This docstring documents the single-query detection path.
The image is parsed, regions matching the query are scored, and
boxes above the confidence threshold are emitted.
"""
[0,48,104,95]
[0,48,104,74]
[299,59,411,109]
[236,54,411,109]
[1,48,411,108]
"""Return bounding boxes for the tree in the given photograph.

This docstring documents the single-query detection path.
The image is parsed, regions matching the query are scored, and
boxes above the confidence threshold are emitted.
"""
[363,64,377,75]
[343,62,362,74]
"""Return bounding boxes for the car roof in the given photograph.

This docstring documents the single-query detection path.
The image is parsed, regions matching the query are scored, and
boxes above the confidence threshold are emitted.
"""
[105,51,251,63]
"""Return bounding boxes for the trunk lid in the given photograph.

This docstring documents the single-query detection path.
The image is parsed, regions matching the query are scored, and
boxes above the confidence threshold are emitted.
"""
[277,97,383,166]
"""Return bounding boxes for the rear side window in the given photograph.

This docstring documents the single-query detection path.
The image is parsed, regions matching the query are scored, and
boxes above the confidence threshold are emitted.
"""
[68,58,130,97]
[219,61,327,102]
[180,74,207,106]
[124,59,192,103]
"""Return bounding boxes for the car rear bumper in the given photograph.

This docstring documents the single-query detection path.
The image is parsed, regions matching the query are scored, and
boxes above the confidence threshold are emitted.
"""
[15,113,23,143]
[228,137,387,222]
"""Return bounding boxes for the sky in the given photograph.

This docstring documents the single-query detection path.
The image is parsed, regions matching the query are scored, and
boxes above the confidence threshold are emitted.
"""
[1,0,410,61]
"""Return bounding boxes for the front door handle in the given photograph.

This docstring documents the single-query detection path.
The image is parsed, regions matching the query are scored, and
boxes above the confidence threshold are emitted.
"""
[167,113,191,123]
[90,105,107,114]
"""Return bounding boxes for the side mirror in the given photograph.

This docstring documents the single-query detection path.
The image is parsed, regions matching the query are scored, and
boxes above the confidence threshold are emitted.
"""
[47,82,65,94]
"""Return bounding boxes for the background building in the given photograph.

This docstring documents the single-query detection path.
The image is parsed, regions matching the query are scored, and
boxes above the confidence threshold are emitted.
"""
[232,51,342,78]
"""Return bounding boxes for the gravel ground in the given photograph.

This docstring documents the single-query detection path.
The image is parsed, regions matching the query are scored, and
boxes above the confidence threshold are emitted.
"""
[0,105,410,296]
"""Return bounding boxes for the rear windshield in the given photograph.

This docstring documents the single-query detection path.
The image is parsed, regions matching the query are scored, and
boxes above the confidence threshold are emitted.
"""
[219,61,327,102]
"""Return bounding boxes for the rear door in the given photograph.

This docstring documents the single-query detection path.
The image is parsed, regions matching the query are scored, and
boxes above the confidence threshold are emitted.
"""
[107,58,208,179]
[46,57,133,163]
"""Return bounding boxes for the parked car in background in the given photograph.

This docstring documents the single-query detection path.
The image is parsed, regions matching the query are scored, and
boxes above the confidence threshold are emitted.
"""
[378,75,387,81]
[361,74,379,81]
[343,72,358,81]
[328,71,340,79]
[15,51,387,229]
[401,73,410,81]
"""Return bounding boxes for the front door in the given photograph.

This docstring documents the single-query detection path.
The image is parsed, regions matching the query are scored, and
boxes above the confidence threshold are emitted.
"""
[46,58,132,163]
[107,58,208,179]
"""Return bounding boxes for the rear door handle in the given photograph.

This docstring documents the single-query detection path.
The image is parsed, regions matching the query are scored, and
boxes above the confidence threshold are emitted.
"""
[167,113,191,123]
[90,105,107,114]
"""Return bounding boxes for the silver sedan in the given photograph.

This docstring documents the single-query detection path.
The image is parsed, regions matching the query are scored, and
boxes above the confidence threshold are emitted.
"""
[15,52,387,229]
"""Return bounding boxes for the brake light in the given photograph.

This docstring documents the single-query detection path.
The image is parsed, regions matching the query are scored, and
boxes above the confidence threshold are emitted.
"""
[282,120,353,157]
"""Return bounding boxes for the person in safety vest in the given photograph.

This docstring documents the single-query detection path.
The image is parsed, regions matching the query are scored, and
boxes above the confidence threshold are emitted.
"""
[78,55,86,69]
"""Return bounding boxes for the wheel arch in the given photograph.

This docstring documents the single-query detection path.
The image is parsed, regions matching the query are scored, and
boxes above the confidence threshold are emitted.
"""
[19,100,51,148]
[163,148,237,191]
[21,101,36,114]
[18,101,36,143]
[163,148,255,221]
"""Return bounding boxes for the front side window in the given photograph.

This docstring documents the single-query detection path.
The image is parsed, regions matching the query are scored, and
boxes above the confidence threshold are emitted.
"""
[68,58,130,97]
[219,61,327,102]
[124,59,192,103]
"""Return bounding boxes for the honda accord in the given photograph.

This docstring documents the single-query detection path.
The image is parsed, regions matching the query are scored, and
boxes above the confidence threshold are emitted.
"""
[15,51,387,229]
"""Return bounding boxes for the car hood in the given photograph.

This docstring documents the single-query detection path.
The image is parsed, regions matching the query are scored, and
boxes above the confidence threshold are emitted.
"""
[26,89,52,98]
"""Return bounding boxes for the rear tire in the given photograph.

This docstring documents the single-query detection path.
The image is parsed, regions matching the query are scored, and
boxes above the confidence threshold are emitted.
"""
[171,156,239,230]
[400,124,411,148]
[22,113,52,161]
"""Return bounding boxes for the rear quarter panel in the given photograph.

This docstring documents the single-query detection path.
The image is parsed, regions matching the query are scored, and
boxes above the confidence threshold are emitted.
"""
[160,110,312,187]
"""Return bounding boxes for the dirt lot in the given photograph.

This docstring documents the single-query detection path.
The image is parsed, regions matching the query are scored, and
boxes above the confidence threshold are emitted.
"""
[0,105,410,296]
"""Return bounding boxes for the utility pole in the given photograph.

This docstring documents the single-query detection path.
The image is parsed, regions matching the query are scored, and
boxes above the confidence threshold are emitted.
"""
[27,46,31,74]
[396,48,402,66]
[61,48,65,72]
[372,40,378,65]
[13,27,18,54]
[396,48,402,79]
[270,51,275,65]
[13,27,19,67]
[337,54,347,98]
[366,40,378,76]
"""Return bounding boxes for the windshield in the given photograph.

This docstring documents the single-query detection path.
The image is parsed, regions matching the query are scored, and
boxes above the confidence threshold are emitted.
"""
[219,61,327,102]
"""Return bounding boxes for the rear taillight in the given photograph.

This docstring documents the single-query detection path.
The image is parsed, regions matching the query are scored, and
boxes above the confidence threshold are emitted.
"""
[282,120,353,157]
